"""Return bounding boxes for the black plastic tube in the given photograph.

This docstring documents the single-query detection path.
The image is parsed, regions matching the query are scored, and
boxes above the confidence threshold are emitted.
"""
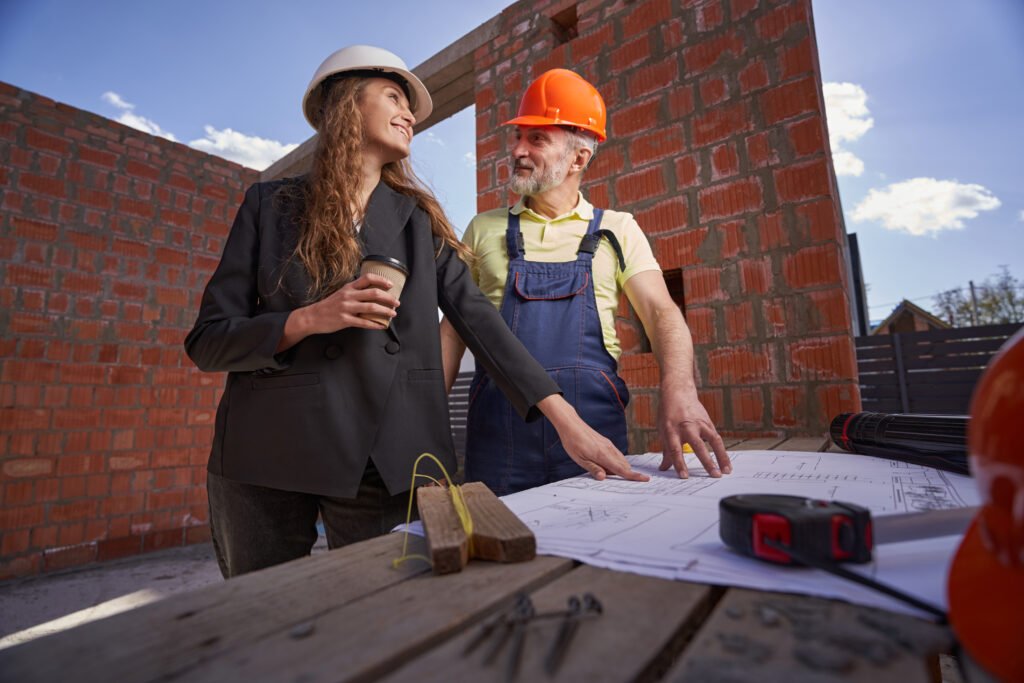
[829,412,970,476]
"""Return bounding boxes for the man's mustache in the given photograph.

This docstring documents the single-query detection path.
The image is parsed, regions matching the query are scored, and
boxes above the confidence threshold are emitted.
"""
[514,163,535,171]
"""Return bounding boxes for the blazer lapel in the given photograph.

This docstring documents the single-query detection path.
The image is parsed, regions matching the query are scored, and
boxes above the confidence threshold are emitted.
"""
[360,181,415,257]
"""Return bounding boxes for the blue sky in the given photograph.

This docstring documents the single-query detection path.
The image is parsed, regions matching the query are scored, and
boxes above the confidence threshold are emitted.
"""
[2,0,1021,323]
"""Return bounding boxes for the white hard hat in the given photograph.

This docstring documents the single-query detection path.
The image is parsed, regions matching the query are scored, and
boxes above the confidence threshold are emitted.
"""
[302,45,432,129]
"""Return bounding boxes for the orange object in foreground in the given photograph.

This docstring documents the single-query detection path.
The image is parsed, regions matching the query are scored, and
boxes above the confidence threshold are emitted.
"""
[949,326,1024,682]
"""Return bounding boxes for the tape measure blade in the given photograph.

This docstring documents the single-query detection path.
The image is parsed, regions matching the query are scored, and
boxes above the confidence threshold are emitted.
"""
[872,506,977,545]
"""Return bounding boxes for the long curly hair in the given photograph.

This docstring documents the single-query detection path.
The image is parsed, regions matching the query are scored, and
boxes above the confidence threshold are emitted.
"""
[284,75,471,302]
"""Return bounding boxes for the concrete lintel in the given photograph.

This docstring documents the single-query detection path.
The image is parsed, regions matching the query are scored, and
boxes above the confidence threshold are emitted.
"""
[262,14,501,182]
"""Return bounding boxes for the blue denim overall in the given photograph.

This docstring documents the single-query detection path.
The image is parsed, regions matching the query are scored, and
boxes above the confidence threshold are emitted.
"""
[464,210,629,495]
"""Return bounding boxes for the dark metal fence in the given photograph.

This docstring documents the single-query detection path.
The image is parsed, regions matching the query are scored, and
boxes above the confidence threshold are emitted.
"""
[855,323,1022,415]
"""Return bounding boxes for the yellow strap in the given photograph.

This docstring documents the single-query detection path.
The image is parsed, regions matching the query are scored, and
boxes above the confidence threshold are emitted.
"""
[392,453,474,569]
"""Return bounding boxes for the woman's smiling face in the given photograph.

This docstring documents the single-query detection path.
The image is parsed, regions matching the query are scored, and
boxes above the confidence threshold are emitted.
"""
[358,77,415,164]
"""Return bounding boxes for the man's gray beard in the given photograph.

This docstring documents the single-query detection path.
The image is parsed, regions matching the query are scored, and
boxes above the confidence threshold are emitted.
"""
[508,153,572,196]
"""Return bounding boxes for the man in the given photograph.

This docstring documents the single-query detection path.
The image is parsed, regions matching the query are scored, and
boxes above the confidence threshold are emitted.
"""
[441,68,731,495]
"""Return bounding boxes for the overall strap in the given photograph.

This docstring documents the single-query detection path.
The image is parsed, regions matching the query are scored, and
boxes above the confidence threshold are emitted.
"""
[576,210,626,271]
[505,211,526,260]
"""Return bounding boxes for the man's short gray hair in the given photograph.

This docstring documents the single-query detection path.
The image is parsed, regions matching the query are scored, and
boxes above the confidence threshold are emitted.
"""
[563,127,599,170]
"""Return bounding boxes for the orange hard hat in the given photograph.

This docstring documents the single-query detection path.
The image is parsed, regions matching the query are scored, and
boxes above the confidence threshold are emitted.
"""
[503,69,607,142]
[948,326,1024,682]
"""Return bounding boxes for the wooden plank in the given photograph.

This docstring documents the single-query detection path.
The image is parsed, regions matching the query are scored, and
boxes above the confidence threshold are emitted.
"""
[907,337,1008,357]
[902,354,995,371]
[730,437,786,451]
[665,588,953,682]
[903,369,982,385]
[380,564,718,683]
[460,482,536,563]
[855,344,896,360]
[0,533,430,683]
[892,322,1020,344]
[776,435,829,452]
[418,484,469,574]
[179,554,574,683]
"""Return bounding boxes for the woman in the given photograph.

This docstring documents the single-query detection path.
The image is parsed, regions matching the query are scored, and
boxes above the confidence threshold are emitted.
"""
[185,45,647,578]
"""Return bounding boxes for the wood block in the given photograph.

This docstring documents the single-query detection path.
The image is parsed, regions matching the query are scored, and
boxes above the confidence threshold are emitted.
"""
[460,482,536,563]
[416,485,468,575]
[776,435,830,452]
[731,436,787,451]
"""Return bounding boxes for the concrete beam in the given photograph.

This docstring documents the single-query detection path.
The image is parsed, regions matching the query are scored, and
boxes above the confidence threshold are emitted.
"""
[261,15,501,182]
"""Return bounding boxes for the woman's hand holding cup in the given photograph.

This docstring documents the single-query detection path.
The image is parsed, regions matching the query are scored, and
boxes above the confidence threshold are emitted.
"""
[305,273,400,334]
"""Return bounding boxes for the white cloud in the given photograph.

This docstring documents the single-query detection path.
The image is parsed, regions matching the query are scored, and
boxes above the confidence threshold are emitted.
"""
[188,126,298,171]
[832,149,864,178]
[420,131,445,146]
[463,151,476,168]
[101,91,178,141]
[1018,210,1024,222]
[851,178,1002,236]
[101,90,297,170]
[823,82,873,177]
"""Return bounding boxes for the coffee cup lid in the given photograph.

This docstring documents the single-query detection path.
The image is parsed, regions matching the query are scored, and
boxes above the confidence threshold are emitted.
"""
[361,254,409,275]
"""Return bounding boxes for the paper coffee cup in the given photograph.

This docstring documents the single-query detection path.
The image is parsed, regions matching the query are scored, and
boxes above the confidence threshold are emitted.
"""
[359,255,408,328]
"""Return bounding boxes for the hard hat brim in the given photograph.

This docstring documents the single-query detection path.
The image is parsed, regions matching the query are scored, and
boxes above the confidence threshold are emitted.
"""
[502,114,607,142]
[303,66,432,130]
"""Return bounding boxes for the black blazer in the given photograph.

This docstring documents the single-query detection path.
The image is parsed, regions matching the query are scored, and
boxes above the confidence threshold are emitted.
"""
[185,179,559,498]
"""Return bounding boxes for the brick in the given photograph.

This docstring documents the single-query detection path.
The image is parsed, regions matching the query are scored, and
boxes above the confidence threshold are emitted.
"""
[2,360,59,383]
[43,543,97,572]
[693,102,752,146]
[57,523,87,547]
[772,385,807,428]
[0,505,45,529]
[732,0,759,20]
[807,288,852,332]
[5,264,54,288]
[775,159,831,203]
[610,35,650,74]
[12,217,59,241]
[792,199,837,244]
[97,535,143,561]
[610,97,661,137]
[19,173,67,198]
[674,154,701,188]
[738,62,770,95]
[657,227,708,266]
[707,347,772,384]
[0,409,51,431]
[78,145,118,168]
[783,243,842,289]
[787,335,856,381]
[627,58,678,99]
[186,524,212,544]
[700,76,729,107]
[668,86,695,118]
[815,384,861,423]
[731,387,764,427]
[683,31,743,74]
[143,528,184,553]
[745,131,777,169]
[697,388,725,425]
[629,127,685,166]
[710,143,740,179]
[615,166,667,204]
[756,1,808,41]
[26,128,70,155]
[622,0,673,37]
[761,77,818,126]
[571,24,615,61]
[698,178,763,220]
[696,0,724,31]
[717,220,747,259]
[739,257,772,294]
[683,266,727,303]
[586,145,625,181]
[787,116,825,157]
[684,307,715,344]
[725,301,755,342]
[5,481,36,506]
[779,37,815,80]
[635,198,689,234]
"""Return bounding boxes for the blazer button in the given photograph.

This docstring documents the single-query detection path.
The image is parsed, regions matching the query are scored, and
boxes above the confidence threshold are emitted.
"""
[385,341,400,355]
[324,345,342,360]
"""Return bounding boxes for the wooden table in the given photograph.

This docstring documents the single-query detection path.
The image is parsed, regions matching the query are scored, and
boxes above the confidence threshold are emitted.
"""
[0,438,955,683]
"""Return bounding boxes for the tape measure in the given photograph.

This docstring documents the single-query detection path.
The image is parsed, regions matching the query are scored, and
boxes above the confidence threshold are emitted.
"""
[719,494,874,565]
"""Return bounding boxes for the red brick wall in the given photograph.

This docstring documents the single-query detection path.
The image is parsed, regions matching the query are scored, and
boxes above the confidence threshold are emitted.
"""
[0,82,257,579]
[474,0,860,449]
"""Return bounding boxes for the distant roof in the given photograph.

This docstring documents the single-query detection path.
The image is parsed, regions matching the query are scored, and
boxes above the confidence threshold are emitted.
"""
[870,299,951,335]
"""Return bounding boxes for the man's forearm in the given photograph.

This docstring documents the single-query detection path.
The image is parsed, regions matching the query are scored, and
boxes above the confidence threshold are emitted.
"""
[647,305,697,393]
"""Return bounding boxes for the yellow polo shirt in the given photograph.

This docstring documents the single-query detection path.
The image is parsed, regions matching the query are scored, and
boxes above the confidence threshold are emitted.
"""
[463,193,661,360]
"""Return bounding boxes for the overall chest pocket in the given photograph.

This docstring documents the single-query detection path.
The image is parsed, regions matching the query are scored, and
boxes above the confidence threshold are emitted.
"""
[512,270,589,301]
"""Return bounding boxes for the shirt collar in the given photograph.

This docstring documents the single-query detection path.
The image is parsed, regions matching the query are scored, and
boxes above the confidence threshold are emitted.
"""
[510,192,594,222]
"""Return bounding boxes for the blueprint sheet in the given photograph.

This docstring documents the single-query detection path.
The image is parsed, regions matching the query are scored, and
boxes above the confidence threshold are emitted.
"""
[495,450,979,619]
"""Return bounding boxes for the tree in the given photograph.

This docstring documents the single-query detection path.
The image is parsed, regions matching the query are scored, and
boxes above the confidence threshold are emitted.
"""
[933,267,1024,327]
